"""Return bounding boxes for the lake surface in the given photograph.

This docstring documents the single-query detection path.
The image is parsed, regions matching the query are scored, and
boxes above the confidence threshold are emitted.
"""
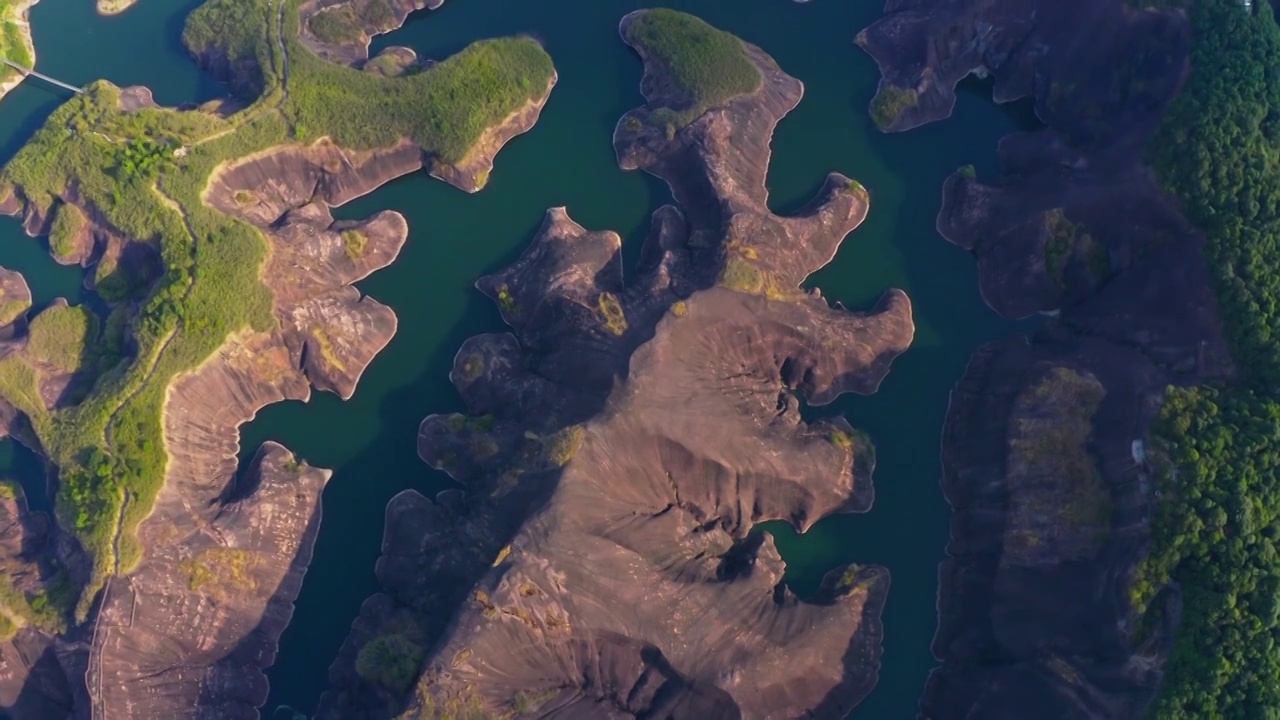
[0,0,1036,716]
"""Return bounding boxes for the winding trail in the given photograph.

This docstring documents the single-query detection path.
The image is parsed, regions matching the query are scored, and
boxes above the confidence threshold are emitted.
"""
[109,491,130,574]
[98,0,295,572]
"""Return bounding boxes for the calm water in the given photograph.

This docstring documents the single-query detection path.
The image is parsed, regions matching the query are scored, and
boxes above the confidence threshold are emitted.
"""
[0,0,1034,716]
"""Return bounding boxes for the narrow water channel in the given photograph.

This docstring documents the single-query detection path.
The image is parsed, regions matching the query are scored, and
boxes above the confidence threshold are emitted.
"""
[0,1,1037,716]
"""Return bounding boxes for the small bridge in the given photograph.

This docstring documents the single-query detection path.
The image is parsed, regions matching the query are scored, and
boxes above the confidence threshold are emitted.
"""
[2,58,83,94]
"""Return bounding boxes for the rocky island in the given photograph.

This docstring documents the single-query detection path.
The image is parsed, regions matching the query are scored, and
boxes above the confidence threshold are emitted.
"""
[0,0,553,715]
[860,0,1280,717]
[315,8,912,719]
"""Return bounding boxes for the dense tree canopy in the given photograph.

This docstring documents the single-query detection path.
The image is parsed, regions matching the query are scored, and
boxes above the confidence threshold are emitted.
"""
[1143,1,1280,717]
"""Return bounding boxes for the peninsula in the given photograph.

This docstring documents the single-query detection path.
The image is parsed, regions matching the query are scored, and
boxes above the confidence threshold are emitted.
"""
[0,0,554,715]
[319,9,911,719]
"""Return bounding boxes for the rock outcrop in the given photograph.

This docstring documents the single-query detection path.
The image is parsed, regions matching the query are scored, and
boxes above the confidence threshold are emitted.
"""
[87,443,328,720]
[0,484,80,720]
[321,11,912,719]
[79,125,425,718]
[859,0,1230,717]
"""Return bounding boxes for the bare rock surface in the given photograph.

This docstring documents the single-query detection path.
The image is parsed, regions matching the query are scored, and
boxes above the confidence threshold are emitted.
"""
[0,483,84,720]
[321,12,912,720]
[82,132,420,718]
[88,442,327,720]
[858,0,1230,717]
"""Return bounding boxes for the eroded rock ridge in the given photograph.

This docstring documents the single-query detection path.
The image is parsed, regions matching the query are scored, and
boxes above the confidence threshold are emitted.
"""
[321,11,914,720]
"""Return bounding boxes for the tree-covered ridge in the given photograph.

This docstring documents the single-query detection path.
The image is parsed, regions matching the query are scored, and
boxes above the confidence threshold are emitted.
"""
[1152,0,1280,391]
[1140,0,1280,716]
[0,0,553,618]
[622,8,761,129]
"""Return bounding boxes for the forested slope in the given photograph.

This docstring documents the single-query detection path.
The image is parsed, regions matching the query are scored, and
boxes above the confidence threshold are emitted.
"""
[1139,0,1280,716]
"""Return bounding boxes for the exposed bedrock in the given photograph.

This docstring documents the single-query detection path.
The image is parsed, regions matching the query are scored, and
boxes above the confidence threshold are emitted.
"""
[858,0,1230,717]
[88,442,328,720]
[81,143,417,719]
[0,268,30,330]
[0,34,546,708]
[0,484,85,720]
[321,11,912,720]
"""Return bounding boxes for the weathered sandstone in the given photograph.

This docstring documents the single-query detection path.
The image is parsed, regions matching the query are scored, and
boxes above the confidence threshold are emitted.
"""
[321,11,913,719]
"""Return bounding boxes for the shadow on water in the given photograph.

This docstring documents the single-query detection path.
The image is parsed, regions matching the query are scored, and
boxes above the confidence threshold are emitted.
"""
[956,74,1047,133]
[0,87,61,163]
[0,439,50,513]
[27,0,224,107]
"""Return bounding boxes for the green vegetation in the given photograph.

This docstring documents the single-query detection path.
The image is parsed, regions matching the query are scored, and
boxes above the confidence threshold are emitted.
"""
[957,164,977,179]
[0,285,28,327]
[1008,368,1110,540]
[308,6,363,46]
[845,178,869,202]
[0,568,73,635]
[364,50,416,78]
[340,228,367,260]
[495,284,518,315]
[543,425,584,467]
[356,633,425,692]
[0,0,555,614]
[286,34,554,164]
[510,688,559,714]
[596,292,627,335]
[309,0,400,45]
[1042,209,1076,285]
[718,256,764,294]
[829,428,855,450]
[26,304,98,373]
[0,0,33,84]
[180,547,258,594]
[623,9,761,129]
[1041,208,1107,287]
[869,84,918,131]
[48,203,86,260]
[1137,1,1280,716]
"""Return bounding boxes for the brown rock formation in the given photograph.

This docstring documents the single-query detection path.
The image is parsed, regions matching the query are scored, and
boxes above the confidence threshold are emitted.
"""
[83,137,416,718]
[0,268,31,328]
[321,11,912,719]
[0,482,83,720]
[858,0,1229,717]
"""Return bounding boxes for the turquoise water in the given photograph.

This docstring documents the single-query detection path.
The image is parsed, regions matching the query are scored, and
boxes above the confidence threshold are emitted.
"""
[0,0,1034,716]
